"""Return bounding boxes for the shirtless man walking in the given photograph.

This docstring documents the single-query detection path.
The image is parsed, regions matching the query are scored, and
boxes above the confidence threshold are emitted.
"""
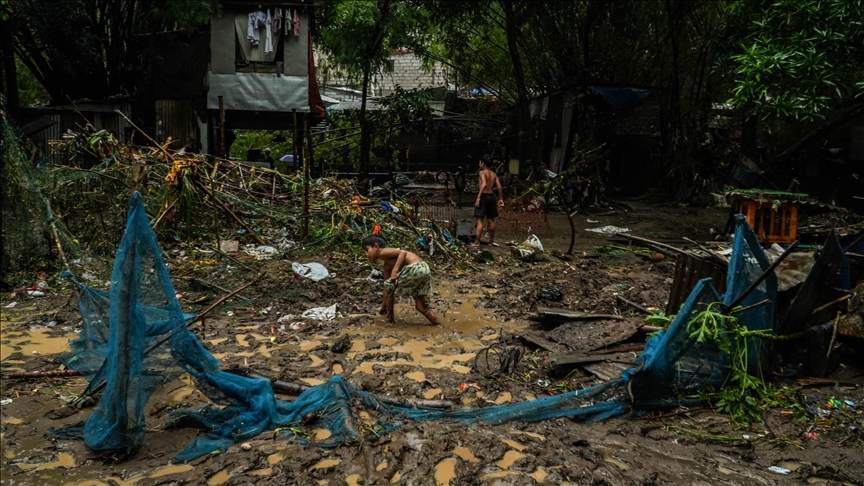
[472,154,504,246]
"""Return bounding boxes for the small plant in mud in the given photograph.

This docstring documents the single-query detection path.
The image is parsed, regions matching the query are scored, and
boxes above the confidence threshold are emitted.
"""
[687,303,806,428]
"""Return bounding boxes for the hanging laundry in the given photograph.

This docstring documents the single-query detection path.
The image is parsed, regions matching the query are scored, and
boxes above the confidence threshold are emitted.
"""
[274,8,282,33]
[264,9,274,54]
[293,9,300,37]
[247,10,266,45]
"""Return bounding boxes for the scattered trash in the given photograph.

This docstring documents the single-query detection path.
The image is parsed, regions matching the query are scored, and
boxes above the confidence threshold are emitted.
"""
[219,240,240,252]
[244,244,278,260]
[768,466,791,475]
[27,290,45,297]
[292,262,330,281]
[4,302,16,308]
[459,383,482,392]
[538,284,564,302]
[476,250,494,264]
[380,201,400,213]
[805,432,819,440]
[0,398,12,405]
[585,225,631,234]
[289,322,305,331]
[511,235,547,262]
[844,400,856,408]
[367,269,384,281]
[240,442,252,451]
[301,304,337,321]
[586,218,599,223]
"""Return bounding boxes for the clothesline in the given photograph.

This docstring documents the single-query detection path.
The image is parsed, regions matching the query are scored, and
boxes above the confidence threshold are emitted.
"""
[247,7,300,54]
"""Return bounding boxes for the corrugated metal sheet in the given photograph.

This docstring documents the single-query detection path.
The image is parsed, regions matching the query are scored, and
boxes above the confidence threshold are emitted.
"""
[666,253,727,315]
[155,99,198,150]
[21,103,132,164]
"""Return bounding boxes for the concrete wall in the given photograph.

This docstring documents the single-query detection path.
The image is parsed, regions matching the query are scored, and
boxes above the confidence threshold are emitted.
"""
[321,50,453,98]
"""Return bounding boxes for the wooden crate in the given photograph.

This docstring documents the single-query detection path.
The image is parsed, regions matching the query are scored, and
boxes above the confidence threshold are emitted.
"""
[735,197,798,244]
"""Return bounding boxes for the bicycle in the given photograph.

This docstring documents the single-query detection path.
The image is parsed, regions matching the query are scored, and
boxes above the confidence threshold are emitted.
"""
[435,166,467,192]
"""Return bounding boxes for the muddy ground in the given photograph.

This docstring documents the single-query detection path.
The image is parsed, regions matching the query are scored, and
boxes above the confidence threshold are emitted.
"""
[2,200,863,486]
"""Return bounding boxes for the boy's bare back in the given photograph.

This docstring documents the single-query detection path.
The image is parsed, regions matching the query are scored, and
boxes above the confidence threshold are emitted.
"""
[378,248,422,279]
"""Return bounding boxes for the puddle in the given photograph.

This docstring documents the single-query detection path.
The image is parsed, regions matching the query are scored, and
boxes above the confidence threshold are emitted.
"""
[481,334,499,341]
[424,388,442,399]
[268,451,284,464]
[0,328,76,358]
[2,418,24,425]
[249,468,272,476]
[452,446,480,463]
[301,378,325,386]
[523,394,536,401]
[236,325,258,330]
[309,459,340,471]
[332,363,343,375]
[390,472,402,483]
[235,334,250,347]
[497,450,525,469]
[500,438,526,452]
[351,337,482,377]
[300,340,322,351]
[101,464,195,486]
[718,466,734,475]
[346,473,362,486]
[172,374,195,402]
[514,431,546,441]
[350,340,366,352]
[481,471,520,482]
[376,461,388,471]
[313,428,332,440]
[529,467,548,483]
[309,355,324,367]
[17,452,76,471]
[208,338,229,346]
[405,371,426,382]
[434,457,458,486]
[207,468,232,486]
[807,478,829,484]
[378,337,398,346]
[494,392,512,404]
[599,448,629,471]
[776,461,802,471]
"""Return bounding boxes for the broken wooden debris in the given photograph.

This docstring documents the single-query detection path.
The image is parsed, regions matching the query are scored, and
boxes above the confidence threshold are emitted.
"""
[534,307,626,321]
[512,331,569,354]
[587,343,646,356]
[583,361,633,381]
[615,295,651,315]
[547,352,637,366]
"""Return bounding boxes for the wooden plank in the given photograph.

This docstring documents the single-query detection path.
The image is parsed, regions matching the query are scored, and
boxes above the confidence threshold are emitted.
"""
[536,307,625,320]
[587,343,645,356]
[583,362,633,381]
[514,331,569,354]
[548,352,634,366]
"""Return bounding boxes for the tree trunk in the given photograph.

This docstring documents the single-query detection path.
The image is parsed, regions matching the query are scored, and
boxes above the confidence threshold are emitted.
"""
[1,17,19,119]
[502,0,541,179]
[358,67,371,193]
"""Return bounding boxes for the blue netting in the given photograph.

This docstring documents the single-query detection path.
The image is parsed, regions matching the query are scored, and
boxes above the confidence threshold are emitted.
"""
[55,194,777,462]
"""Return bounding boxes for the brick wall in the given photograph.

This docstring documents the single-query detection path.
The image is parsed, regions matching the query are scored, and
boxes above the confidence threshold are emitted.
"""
[320,50,452,96]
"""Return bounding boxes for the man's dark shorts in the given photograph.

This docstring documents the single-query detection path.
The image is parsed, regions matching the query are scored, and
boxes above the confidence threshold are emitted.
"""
[474,193,499,219]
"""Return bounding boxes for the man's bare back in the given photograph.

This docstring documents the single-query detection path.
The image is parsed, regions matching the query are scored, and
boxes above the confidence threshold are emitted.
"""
[473,155,504,245]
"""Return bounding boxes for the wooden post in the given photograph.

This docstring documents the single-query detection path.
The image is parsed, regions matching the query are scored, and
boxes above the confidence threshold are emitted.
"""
[292,109,298,173]
[303,113,310,239]
[218,96,226,158]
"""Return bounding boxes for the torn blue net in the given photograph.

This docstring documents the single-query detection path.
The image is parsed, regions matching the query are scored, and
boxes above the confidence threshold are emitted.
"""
[56,193,777,462]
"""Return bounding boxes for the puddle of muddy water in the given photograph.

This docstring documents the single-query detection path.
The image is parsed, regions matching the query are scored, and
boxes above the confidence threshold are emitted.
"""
[345,473,363,485]
[207,467,232,486]
[390,471,402,482]
[0,328,76,359]
[424,388,442,399]
[376,461,388,471]
[494,392,512,404]
[480,471,520,482]
[500,438,526,451]
[452,446,480,463]
[496,450,525,469]
[300,340,322,351]
[405,371,426,382]
[598,448,629,471]
[313,428,332,440]
[332,363,343,375]
[16,452,76,471]
[309,458,340,471]
[434,457,458,486]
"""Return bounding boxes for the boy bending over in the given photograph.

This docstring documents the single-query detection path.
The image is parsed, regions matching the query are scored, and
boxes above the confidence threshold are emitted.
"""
[362,235,440,325]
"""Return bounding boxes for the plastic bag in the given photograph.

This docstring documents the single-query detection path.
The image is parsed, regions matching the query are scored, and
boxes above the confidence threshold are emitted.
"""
[292,262,330,281]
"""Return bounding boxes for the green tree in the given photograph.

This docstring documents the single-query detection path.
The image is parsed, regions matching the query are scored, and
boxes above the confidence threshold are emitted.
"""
[719,0,864,122]
[317,0,426,188]
[6,0,218,104]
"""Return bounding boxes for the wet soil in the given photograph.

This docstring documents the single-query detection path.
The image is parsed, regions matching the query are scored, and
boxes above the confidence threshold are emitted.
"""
[2,201,863,486]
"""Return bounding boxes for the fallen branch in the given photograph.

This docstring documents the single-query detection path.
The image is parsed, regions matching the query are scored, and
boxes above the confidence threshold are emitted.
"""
[587,343,646,356]
[198,180,267,245]
[811,294,851,315]
[616,233,684,256]
[615,295,651,315]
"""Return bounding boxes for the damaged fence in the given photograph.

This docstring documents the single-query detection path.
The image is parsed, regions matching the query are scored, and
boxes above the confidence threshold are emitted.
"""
[52,193,787,461]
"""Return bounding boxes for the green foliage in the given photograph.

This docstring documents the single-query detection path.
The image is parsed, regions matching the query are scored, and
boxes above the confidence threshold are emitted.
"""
[718,0,864,120]
[14,54,49,107]
[230,131,294,163]
[685,302,805,427]
[379,86,435,137]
